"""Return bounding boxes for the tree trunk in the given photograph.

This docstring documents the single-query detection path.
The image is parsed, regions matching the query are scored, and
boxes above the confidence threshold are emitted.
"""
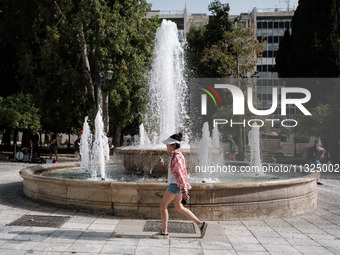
[21,130,30,148]
[67,134,71,150]
[102,89,109,133]
[238,125,243,161]
[78,27,96,119]
[94,22,109,131]
[13,128,18,157]
[113,126,122,149]
[328,137,340,164]
[2,129,11,150]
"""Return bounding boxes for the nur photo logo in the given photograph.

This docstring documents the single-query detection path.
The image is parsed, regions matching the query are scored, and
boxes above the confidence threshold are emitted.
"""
[197,80,312,128]
[198,82,223,115]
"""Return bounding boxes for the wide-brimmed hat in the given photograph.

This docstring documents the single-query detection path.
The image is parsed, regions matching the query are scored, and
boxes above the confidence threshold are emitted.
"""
[162,137,181,145]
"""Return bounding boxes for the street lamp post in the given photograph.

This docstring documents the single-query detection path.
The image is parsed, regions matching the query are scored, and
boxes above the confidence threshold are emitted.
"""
[241,72,259,162]
[251,71,260,89]
[105,70,113,81]
[100,70,113,133]
[243,71,260,161]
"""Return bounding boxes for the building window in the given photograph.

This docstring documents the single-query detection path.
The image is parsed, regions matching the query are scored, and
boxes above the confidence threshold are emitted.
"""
[263,51,274,58]
[285,21,290,29]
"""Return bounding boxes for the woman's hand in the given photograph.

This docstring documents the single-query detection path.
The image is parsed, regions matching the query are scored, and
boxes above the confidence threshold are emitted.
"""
[182,192,190,201]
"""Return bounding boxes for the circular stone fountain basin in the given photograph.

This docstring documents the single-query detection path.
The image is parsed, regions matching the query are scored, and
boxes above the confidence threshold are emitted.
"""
[20,162,319,220]
[115,147,191,176]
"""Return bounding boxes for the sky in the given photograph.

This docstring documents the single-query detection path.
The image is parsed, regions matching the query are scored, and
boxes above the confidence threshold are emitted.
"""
[147,0,299,15]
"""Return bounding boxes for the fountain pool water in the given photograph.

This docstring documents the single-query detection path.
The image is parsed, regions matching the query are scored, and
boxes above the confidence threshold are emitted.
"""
[19,19,319,220]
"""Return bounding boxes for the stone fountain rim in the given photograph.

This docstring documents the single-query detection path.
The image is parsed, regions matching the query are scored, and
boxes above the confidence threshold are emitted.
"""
[115,147,190,154]
[19,162,319,189]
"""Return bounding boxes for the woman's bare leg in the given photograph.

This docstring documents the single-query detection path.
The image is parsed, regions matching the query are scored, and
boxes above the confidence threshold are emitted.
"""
[160,192,176,233]
[173,195,200,225]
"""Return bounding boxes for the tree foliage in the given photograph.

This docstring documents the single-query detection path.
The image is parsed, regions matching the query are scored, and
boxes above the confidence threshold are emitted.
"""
[186,0,232,78]
[295,104,330,137]
[202,25,265,77]
[276,0,340,78]
[0,98,20,129]
[276,0,340,162]
[0,0,158,143]
[0,94,41,130]
[205,0,232,46]
[275,29,292,78]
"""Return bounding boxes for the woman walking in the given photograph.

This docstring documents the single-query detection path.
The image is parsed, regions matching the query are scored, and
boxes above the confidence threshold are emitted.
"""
[153,132,208,239]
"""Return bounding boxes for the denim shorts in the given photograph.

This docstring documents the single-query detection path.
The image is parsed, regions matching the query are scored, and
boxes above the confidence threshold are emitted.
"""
[166,183,182,195]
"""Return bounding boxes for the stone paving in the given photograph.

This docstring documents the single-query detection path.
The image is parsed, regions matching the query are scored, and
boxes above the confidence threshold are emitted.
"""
[0,160,340,254]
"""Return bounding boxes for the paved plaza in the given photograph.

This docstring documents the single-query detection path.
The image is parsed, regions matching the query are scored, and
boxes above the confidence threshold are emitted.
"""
[0,160,339,255]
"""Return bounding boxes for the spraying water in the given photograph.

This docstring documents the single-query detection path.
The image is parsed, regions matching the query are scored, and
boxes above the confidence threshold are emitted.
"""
[145,19,188,143]
[80,116,91,171]
[80,109,110,180]
[248,123,262,174]
[139,124,145,146]
[198,122,213,172]
[92,108,109,180]
[212,126,220,148]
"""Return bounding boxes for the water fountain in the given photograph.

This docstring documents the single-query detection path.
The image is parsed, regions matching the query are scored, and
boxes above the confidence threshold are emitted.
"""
[80,116,91,172]
[19,20,319,220]
[248,122,263,175]
[145,19,188,142]
[115,19,189,176]
[79,109,110,180]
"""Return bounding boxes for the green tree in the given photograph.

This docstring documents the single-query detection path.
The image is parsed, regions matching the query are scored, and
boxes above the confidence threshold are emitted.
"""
[295,104,329,138]
[205,0,232,46]
[275,29,292,78]
[276,0,340,78]
[323,83,340,163]
[0,97,20,129]
[0,0,158,146]
[275,0,340,163]
[1,94,41,148]
[0,0,88,134]
[186,0,232,78]
[202,25,265,77]
[200,25,265,160]
[3,94,41,131]
[186,26,209,77]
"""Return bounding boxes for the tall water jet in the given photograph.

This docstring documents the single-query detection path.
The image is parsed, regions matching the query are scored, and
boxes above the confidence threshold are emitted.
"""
[92,108,108,180]
[139,123,145,146]
[212,126,220,148]
[248,123,262,174]
[80,116,91,171]
[145,19,188,143]
[198,123,213,176]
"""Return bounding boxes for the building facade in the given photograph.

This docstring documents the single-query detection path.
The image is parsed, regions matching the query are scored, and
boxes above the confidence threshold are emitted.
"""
[147,7,296,122]
[253,9,294,79]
